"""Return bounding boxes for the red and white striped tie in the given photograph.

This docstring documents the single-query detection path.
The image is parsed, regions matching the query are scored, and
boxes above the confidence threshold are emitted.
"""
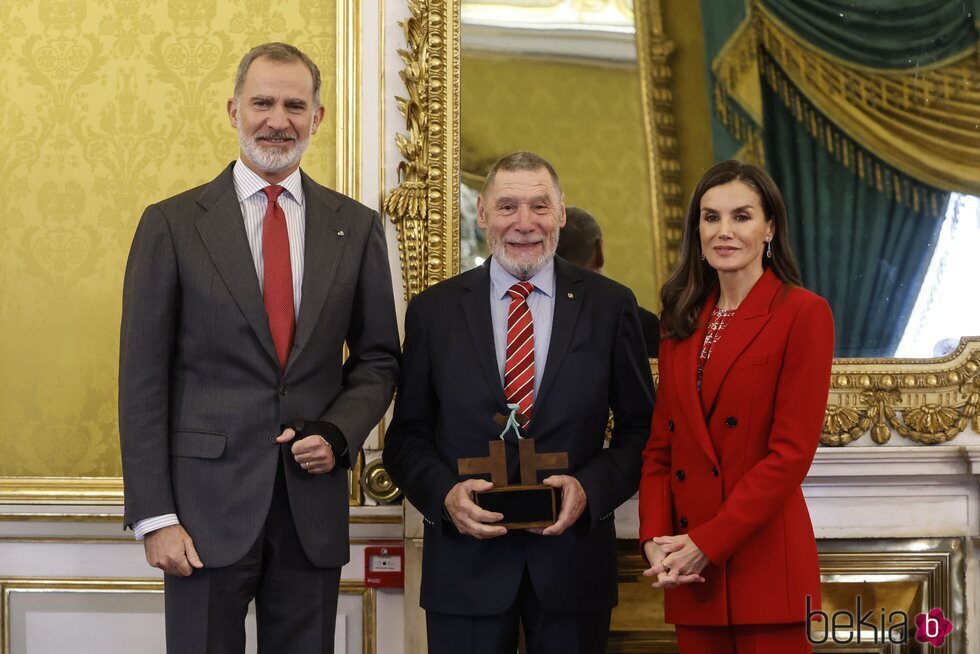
[504,282,535,421]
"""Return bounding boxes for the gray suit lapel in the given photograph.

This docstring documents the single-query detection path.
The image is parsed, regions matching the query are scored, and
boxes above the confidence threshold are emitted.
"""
[534,258,584,411]
[286,174,347,370]
[195,165,278,367]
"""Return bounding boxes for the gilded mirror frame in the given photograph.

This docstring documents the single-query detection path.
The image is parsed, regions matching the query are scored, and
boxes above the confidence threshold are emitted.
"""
[385,0,980,447]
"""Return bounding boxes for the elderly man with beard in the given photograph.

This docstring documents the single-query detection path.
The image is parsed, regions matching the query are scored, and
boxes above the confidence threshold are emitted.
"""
[384,151,654,653]
[119,42,399,653]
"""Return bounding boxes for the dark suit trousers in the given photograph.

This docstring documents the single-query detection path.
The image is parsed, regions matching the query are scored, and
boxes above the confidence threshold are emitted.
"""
[164,454,341,654]
[425,569,611,654]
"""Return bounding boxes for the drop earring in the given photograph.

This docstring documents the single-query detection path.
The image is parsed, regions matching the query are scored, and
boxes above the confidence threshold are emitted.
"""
[766,240,773,259]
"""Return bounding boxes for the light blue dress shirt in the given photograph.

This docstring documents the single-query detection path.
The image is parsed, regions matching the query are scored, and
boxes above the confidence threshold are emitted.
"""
[489,257,556,398]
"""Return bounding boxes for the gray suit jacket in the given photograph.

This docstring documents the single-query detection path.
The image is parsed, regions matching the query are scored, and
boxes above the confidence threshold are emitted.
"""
[119,163,400,568]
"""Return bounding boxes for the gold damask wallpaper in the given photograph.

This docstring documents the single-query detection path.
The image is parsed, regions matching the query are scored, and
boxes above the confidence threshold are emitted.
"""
[461,53,657,309]
[0,0,337,476]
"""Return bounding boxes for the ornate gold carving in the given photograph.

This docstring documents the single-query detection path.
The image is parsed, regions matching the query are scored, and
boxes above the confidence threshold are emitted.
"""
[384,0,460,300]
[822,405,861,438]
[904,405,961,435]
[820,390,899,446]
[634,0,686,297]
[822,338,980,446]
[361,457,403,504]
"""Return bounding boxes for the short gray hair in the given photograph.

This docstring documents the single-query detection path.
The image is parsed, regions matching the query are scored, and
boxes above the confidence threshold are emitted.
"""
[234,42,321,105]
[481,151,562,196]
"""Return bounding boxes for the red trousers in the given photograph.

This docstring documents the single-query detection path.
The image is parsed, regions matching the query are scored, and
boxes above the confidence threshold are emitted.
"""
[675,623,811,654]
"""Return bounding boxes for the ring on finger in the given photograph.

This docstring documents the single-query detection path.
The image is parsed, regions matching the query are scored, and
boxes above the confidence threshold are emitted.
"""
[660,559,670,573]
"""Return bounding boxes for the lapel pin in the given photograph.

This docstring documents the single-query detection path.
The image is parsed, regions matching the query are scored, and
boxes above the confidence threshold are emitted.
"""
[336,230,345,237]
[567,292,574,299]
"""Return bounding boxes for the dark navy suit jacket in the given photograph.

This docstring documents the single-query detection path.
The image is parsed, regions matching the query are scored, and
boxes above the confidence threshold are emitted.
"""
[384,256,654,615]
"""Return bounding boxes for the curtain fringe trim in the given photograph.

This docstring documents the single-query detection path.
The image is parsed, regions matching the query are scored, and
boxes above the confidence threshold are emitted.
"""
[712,58,947,217]
[759,50,946,216]
[712,77,766,165]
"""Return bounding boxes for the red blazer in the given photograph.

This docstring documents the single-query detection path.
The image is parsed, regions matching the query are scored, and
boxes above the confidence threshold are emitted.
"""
[639,269,834,626]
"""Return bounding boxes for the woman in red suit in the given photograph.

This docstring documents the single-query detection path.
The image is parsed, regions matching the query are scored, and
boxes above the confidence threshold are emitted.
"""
[638,161,834,653]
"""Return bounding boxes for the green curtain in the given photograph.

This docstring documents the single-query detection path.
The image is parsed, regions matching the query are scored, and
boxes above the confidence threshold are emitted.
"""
[760,0,976,68]
[700,0,749,161]
[698,0,971,355]
[762,55,948,357]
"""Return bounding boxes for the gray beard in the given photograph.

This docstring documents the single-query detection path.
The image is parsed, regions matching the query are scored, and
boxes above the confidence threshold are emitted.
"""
[488,233,558,280]
[238,130,309,174]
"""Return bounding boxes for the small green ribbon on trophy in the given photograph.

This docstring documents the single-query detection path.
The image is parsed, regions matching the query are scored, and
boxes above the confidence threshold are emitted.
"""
[456,406,569,529]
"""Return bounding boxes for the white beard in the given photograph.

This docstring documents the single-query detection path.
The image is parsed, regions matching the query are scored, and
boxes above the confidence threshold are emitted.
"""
[488,231,559,280]
[238,129,310,174]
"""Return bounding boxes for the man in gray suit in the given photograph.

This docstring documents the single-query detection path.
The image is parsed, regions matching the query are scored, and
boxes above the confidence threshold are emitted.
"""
[119,42,400,653]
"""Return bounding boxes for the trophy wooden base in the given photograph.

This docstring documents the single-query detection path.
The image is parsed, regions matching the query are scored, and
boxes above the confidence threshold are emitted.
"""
[474,484,562,530]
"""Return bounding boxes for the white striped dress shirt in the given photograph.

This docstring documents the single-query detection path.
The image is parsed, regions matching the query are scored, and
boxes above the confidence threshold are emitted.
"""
[234,159,306,317]
[132,160,307,540]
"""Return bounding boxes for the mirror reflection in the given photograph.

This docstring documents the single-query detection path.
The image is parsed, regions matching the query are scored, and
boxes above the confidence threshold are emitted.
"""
[460,0,658,316]
[460,0,980,359]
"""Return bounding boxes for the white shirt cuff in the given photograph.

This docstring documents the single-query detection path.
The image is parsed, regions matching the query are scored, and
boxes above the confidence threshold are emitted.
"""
[133,514,180,540]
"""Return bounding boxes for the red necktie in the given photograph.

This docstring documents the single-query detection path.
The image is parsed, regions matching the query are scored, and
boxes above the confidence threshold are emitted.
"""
[504,282,535,420]
[261,185,294,370]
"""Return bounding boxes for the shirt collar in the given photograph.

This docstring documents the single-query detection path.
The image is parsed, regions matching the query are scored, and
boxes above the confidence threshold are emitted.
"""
[232,158,305,206]
[489,256,556,300]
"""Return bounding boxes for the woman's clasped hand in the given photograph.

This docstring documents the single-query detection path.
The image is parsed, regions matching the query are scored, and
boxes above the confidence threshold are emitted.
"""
[641,535,709,589]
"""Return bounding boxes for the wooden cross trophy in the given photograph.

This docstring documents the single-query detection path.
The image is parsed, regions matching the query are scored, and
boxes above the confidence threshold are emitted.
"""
[457,413,569,529]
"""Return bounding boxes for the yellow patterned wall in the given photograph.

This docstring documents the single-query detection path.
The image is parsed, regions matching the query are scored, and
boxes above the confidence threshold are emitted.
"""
[461,53,657,310]
[0,0,337,477]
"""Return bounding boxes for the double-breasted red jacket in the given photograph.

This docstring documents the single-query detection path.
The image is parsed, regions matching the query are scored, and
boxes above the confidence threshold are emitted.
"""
[639,268,834,626]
